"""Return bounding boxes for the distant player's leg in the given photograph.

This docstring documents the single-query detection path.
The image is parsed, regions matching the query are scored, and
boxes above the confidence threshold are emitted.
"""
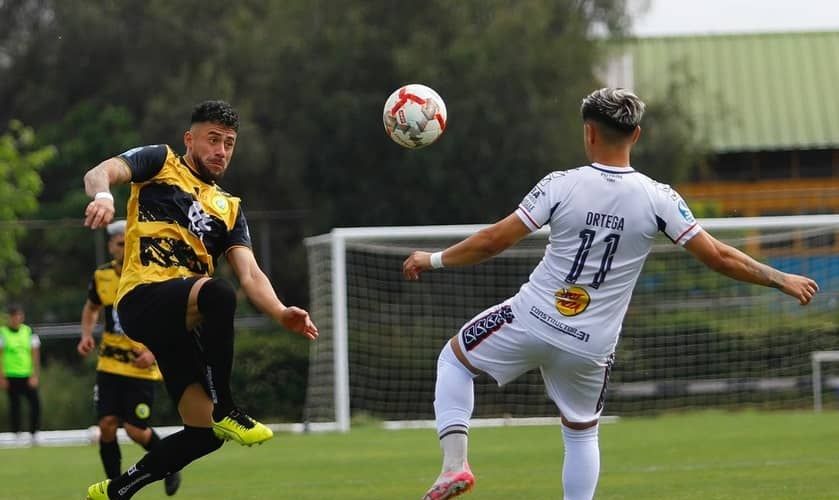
[423,338,478,500]
[541,350,613,500]
[98,415,122,479]
[95,374,122,479]
[189,278,272,445]
[7,378,23,435]
[24,383,41,436]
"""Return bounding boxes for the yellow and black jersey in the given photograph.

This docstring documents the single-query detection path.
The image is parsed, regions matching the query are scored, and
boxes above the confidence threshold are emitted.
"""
[114,144,251,304]
[88,261,163,381]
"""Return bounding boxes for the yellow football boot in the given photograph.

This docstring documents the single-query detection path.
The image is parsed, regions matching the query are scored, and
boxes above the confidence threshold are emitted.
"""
[86,479,110,499]
[213,407,273,446]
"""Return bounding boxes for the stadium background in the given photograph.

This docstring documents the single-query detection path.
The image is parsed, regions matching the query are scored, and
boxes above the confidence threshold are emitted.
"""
[0,1,838,433]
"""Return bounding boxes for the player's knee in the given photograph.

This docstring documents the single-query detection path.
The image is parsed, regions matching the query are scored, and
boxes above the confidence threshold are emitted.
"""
[124,424,149,443]
[99,416,119,439]
[561,416,599,431]
[197,278,237,318]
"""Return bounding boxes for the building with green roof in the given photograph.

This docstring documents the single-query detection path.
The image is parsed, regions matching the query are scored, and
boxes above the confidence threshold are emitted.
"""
[608,30,839,216]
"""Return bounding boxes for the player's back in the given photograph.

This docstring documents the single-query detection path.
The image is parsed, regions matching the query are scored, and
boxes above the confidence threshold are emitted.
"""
[511,163,699,359]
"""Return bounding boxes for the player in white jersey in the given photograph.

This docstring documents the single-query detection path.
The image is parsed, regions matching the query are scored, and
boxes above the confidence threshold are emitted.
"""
[403,88,819,500]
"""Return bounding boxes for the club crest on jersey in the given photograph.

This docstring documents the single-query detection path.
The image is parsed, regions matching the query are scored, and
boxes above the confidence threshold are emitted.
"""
[211,194,230,215]
[135,403,151,419]
[554,286,590,316]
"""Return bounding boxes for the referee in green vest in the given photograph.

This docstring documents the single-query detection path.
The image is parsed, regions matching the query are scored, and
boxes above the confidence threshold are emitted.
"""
[0,304,42,442]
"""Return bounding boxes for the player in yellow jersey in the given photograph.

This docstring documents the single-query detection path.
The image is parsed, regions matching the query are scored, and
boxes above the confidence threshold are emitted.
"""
[81,100,318,500]
[78,220,180,496]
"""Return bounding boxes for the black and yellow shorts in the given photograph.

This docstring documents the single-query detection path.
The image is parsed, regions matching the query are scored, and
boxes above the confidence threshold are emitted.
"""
[94,371,156,428]
[117,277,211,407]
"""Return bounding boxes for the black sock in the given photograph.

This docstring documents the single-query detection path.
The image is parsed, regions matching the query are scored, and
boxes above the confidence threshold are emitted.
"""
[107,426,223,499]
[196,278,237,421]
[99,438,121,479]
[141,429,160,452]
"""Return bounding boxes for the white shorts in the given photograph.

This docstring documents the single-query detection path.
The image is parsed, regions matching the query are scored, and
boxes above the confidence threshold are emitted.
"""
[456,301,614,423]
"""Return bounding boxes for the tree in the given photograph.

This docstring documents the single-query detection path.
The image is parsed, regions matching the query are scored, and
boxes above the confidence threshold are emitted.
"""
[0,120,53,302]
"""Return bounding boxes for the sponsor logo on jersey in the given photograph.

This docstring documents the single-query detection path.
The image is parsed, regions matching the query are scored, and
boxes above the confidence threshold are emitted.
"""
[554,286,590,316]
[135,403,151,419]
[677,199,695,223]
[529,306,591,342]
[461,305,515,351]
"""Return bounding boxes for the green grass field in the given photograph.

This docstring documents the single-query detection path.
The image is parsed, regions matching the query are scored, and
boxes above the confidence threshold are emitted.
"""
[2,410,838,499]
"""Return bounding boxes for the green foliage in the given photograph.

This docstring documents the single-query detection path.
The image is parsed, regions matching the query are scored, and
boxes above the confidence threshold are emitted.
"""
[229,327,311,422]
[0,120,53,302]
[631,62,710,184]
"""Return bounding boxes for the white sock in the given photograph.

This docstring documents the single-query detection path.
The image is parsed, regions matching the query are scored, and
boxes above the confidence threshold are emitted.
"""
[434,342,476,473]
[561,424,600,500]
[439,430,468,473]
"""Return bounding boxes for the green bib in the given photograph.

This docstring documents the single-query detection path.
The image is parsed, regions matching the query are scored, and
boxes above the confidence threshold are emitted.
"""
[1,325,34,377]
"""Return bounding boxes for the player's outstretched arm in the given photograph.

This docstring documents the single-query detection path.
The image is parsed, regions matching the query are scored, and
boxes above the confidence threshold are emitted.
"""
[227,246,318,340]
[83,157,132,229]
[403,212,530,280]
[684,230,819,305]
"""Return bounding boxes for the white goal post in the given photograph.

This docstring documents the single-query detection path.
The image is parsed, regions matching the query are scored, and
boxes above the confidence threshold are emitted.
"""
[305,215,839,432]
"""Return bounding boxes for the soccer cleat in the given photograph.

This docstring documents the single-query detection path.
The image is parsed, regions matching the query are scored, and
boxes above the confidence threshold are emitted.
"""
[212,407,273,446]
[422,466,475,500]
[164,470,181,496]
[86,479,110,500]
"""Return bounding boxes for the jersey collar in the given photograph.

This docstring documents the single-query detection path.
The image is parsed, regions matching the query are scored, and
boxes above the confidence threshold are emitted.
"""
[589,162,635,174]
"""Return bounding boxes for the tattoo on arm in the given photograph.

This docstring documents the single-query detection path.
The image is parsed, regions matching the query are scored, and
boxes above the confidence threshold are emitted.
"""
[756,262,784,289]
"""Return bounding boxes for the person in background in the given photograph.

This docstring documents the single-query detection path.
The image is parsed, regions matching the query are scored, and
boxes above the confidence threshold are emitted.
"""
[78,219,181,496]
[0,303,42,444]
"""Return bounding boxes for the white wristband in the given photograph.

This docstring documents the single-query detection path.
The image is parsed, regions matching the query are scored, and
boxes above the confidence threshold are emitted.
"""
[94,192,114,202]
[430,251,445,269]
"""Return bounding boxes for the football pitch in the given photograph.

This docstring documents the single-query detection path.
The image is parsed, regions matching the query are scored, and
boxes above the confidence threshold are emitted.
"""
[2,410,837,499]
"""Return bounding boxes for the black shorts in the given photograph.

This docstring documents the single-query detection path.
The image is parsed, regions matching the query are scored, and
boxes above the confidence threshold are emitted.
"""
[94,371,156,428]
[117,277,210,407]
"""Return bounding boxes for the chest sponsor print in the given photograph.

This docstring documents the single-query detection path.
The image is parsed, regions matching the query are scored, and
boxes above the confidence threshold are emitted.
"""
[554,286,590,316]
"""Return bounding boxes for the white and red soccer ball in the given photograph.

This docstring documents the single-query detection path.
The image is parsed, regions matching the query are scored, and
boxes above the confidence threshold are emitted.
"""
[383,84,447,149]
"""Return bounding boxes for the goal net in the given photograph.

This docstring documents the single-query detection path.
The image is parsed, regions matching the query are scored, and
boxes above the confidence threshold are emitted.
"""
[303,216,839,431]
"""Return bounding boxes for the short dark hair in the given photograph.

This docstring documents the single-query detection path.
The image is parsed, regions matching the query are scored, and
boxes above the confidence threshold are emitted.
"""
[191,100,240,131]
[7,303,23,315]
[581,88,645,137]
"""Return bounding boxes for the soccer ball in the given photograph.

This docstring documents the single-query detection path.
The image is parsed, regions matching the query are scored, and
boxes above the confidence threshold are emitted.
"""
[383,84,447,149]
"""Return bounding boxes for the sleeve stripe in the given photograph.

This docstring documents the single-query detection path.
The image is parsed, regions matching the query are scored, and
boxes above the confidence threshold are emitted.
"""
[516,206,540,231]
[674,223,698,244]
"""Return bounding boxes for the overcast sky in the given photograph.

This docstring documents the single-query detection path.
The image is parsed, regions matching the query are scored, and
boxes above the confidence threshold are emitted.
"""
[630,0,839,36]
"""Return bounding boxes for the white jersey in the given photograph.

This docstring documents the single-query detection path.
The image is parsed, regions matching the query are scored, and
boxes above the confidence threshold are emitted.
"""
[510,162,702,360]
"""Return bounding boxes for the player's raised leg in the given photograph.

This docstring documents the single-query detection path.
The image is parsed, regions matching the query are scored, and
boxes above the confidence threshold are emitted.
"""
[186,277,273,446]
[423,339,477,500]
[93,384,223,499]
